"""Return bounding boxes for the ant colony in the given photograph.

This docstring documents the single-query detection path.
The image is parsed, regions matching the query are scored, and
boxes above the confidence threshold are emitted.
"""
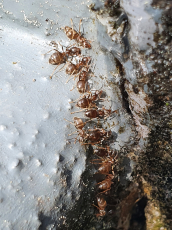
[46,19,119,218]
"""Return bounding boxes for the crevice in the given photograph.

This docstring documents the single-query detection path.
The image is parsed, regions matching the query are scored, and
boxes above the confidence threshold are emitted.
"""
[114,58,131,115]
[38,212,54,230]
[129,196,147,230]
[119,78,132,115]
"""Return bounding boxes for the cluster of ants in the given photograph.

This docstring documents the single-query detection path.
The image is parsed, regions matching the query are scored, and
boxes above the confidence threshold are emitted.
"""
[47,19,118,217]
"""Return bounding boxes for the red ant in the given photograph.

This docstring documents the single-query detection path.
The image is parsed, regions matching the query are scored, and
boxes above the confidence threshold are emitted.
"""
[76,70,89,93]
[69,69,93,93]
[92,153,118,175]
[93,146,116,158]
[65,57,91,75]
[64,117,91,131]
[94,148,109,158]
[77,128,112,145]
[76,79,88,93]
[85,107,117,119]
[70,90,103,110]
[49,47,81,65]
[97,174,114,194]
[64,19,91,49]
[71,106,117,120]
[92,196,107,217]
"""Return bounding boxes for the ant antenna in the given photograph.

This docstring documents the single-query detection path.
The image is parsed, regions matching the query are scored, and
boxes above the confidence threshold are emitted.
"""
[79,19,82,35]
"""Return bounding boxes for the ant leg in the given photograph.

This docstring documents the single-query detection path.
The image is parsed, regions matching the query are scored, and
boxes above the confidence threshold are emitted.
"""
[81,141,101,146]
[59,62,68,72]
[97,189,111,195]
[92,145,107,150]
[66,43,78,49]
[50,64,61,79]
[71,108,87,114]
[92,204,100,210]
[74,136,79,144]
[42,49,58,56]
[79,19,82,35]
[70,84,77,91]
[68,130,78,136]
[66,74,75,84]
[64,118,75,125]
[69,95,84,103]
[91,160,103,164]
[70,18,75,40]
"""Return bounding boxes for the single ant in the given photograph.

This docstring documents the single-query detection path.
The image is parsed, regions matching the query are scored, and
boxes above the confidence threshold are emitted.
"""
[64,117,91,131]
[70,90,103,110]
[92,196,107,217]
[67,69,90,93]
[76,70,89,93]
[94,148,109,158]
[92,154,118,175]
[85,107,117,119]
[64,19,91,49]
[64,117,86,130]
[93,146,115,158]
[97,174,114,194]
[77,128,112,145]
[66,57,91,75]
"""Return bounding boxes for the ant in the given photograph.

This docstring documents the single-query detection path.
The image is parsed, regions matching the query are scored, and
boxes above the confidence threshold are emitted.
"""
[97,174,114,194]
[66,56,91,75]
[64,117,91,130]
[76,70,90,93]
[76,79,88,93]
[49,47,81,65]
[69,69,92,93]
[85,107,117,119]
[92,159,112,175]
[92,153,118,175]
[70,90,103,110]
[92,196,107,217]
[93,146,115,158]
[94,148,109,158]
[64,19,91,49]
[77,128,112,145]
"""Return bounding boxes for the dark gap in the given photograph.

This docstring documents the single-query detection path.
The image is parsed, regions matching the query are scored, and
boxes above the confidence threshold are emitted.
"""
[129,196,148,230]
[38,212,54,230]
[119,78,132,114]
[114,58,131,114]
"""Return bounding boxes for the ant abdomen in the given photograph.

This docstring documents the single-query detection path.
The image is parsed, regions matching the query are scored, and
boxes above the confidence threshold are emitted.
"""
[98,180,111,191]
[77,98,90,108]
[79,71,88,81]
[94,149,108,158]
[66,63,78,75]
[97,196,107,209]
[98,163,111,174]
[85,109,98,118]
[64,26,78,40]
[49,51,66,65]
[77,80,86,93]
